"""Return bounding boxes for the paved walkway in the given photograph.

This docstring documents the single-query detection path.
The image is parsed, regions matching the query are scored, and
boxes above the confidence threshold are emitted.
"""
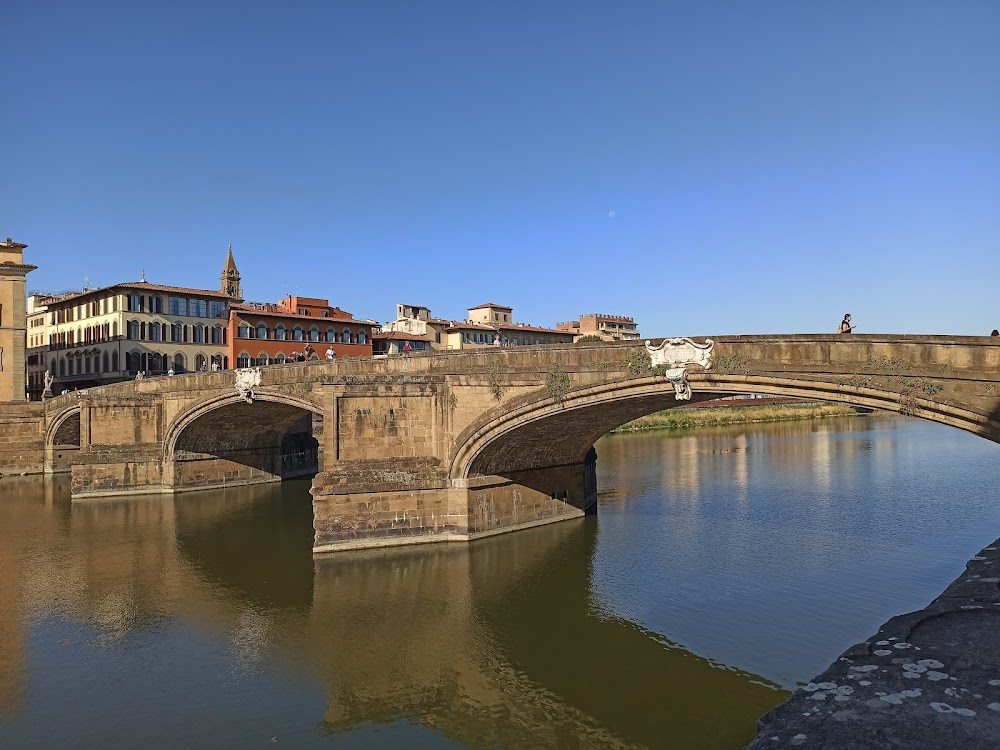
[746,539,1000,749]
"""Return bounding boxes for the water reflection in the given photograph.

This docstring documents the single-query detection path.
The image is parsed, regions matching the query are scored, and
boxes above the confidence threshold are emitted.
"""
[6,416,995,748]
[0,476,781,749]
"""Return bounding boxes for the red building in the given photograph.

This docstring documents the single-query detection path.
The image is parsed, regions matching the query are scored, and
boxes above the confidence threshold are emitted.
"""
[227,296,374,367]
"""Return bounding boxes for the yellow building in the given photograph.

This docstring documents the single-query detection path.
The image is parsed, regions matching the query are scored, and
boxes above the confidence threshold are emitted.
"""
[442,303,574,350]
[0,237,35,402]
[31,252,242,396]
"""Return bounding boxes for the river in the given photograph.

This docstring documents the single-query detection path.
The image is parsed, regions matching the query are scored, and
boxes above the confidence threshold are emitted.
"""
[1,415,998,749]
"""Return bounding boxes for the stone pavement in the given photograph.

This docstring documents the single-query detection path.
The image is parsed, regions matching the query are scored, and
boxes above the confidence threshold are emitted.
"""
[746,538,1000,749]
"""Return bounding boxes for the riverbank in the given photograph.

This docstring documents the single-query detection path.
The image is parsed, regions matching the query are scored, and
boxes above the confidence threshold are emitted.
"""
[745,537,1000,749]
[611,403,861,432]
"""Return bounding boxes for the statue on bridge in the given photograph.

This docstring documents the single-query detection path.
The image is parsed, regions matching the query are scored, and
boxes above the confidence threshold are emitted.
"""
[42,370,54,400]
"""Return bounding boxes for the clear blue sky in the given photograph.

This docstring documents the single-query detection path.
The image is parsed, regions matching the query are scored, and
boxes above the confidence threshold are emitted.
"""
[4,1,998,335]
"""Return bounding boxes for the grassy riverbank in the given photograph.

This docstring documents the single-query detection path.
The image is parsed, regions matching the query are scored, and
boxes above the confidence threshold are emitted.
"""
[611,403,861,432]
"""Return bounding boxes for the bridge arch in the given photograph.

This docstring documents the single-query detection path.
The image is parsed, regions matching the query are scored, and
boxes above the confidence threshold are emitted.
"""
[450,374,1000,482]
[45,405,82,448]
[164,390,323,461]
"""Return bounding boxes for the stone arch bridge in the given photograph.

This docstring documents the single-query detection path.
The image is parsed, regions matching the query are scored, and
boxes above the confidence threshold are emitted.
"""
[29,334,1000,552]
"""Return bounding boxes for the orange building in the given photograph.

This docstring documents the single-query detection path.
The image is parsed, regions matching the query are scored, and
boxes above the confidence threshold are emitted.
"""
[228,296,374,367]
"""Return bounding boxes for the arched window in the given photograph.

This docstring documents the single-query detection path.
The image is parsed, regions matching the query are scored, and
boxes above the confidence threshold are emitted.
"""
[112,321,118,338]
[212,325,223,345]
[238,324,251,339]
[173,353,186,373]
[357,330,367,345]
[275,325,286,341]
[193,325,204,344]
[128,294,142,312]
[341,328,352,344]
[275,352,286,364]
[59,359,66,377]
[325,328,336,343]
[237,351,251,368]
[172,323,183,342]
[149,296,162,313]
[309,326,320,342]
[149,323,161,342]
[127,351,141,373]
[50,358,56,374]
[255,352,269,366]
[257,324,268,340]
[128,320,140,340]
[102,351,109,372]
[111,350,119,372]
[293,326,304,341]
[195,353,207,372]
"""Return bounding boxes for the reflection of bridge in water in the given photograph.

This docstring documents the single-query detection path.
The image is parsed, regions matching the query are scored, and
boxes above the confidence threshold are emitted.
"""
[0,478,783,748]
[22,334,1000,552]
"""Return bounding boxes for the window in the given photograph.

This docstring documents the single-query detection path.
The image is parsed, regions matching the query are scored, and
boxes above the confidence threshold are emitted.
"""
[275,325,286,341]
[325,328,336,343]
[172,323,183,342]
[112,350,119,372]
[168,297,188,316]
[357,330,367,345]
[309,326,320,342]
[102,351,109,372]
[59,359,66,377]
[238,324,251,339]
[341,328,351,344]
[189,299,207,318]
[193,325,204,344]
[128,320,140,340]
[208,300,226,319]
[149,324,161,342]
[275,353,286,364]
[293,326,303,341]
[173,353,186,373]
[512,337,520,346]
[257,324,268,340]
[237,351,251,368]
[127,351,141,372]
[195,353,207,372]
[149,296,163,313]
[128,294,142,312]
[255,353,269,366]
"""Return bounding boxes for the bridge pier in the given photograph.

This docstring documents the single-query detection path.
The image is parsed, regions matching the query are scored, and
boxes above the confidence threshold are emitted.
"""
[311,451,597,553]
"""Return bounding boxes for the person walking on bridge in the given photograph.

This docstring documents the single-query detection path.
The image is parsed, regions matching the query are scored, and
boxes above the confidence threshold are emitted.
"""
[838,314,856,334]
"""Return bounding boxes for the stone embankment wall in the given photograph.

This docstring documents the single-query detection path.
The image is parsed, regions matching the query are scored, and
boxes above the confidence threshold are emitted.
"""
[0,404,45,476]
[746,539,1000,749]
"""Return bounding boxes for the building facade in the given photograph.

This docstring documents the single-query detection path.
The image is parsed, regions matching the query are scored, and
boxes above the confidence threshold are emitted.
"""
[228,296,374,367]
[380,303,456,350]
[556,313,640,342]
[442,303,575,350]
[0,237,35,402]
[27,250,244,396]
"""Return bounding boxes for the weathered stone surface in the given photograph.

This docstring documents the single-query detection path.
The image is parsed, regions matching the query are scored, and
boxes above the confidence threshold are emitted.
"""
[746,539,1000,749]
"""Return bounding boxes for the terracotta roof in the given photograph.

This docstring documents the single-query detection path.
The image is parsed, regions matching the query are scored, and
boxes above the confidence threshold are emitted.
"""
[46,281,234,306]
[468,302,512,311]
[373,331,432,341]
[443,321,573,336]
[231,304,371,326]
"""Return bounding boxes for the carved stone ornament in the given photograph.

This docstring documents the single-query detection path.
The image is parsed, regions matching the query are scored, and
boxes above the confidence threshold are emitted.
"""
[235,367,262,404]
[645,337,714,370]
[665,367,692,400]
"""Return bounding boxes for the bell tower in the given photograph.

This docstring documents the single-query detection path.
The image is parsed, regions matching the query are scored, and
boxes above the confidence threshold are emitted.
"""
[0,237,36,402]
[221,244,243,301]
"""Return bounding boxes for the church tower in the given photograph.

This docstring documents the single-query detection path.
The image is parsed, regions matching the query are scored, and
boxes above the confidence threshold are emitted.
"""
[221,244,243,301]
[0,237,36,402]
